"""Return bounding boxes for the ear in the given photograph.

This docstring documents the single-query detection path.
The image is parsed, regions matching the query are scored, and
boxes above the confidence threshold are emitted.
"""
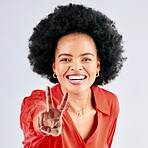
[97,58,101,71]
[52,62,55,72]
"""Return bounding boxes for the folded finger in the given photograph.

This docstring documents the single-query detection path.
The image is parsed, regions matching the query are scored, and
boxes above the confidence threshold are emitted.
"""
[46,127,51,133]
[38,117,40,128]
[40,112,44,127]
[40,126,51,134]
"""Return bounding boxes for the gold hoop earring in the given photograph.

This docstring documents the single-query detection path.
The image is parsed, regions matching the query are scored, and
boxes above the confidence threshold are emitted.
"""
[53,72,57,79]
[96,71,99,77]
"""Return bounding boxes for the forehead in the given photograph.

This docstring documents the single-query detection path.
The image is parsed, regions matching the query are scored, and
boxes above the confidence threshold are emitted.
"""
[55,33,97,55]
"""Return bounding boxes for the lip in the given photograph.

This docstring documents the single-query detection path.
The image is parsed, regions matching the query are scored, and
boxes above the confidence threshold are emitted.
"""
[65,74,87,85]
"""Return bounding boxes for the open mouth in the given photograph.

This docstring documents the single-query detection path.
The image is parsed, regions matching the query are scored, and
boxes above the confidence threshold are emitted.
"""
[66,75,87,80]
[66,74,87,85]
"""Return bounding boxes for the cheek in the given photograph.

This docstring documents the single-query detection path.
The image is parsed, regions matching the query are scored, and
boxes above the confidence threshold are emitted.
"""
[55,63,69,76]
[55,64,62,75]
[86,63,97,73]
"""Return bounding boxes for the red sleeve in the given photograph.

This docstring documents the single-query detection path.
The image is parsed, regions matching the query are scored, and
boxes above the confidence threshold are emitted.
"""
[107,117,118,148]
[107,95,120,148]
[20,90,48,147]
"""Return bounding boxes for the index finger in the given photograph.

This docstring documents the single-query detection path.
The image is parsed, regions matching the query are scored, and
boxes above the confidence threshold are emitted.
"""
[46,86,53,111]
[58,92,68,112]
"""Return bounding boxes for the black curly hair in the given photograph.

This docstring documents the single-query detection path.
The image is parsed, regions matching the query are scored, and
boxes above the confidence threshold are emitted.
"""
[28,3,126,86]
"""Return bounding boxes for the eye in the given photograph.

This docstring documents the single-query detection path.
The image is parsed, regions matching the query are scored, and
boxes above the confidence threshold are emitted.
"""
[60,58,70,62]
[82,58,91,61]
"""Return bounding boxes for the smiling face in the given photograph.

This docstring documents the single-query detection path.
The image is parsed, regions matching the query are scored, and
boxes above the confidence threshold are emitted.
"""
[53,33,100,94]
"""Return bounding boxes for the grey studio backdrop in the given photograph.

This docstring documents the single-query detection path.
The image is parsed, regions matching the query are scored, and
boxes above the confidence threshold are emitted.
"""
[0,0,147,148]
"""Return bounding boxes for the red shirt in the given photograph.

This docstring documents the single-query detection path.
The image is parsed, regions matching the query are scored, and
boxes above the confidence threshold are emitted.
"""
[20,83,119,148]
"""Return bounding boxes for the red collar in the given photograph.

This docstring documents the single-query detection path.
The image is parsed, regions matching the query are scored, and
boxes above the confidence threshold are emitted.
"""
[91,86,110,115]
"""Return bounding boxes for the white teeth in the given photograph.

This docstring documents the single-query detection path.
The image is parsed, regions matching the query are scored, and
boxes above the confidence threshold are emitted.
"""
[68,75,85,80]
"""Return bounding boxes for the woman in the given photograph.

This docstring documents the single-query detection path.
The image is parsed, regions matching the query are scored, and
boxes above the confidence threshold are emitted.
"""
[20,3,126,148]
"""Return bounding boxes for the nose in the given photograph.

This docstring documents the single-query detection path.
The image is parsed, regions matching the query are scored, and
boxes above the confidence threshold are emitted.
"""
[70,60,83,71]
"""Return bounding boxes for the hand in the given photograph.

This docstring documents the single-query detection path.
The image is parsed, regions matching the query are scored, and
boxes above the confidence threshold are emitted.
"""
[38,86,68,136]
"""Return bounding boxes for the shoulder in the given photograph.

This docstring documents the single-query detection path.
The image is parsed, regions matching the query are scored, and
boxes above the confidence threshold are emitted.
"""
[101,87,119,117]
[21,83,62,109]
[101,87,119,103]
[24,89,46,101]
[92,86,119,116]
[21,89,46,109]
[102,88,119,112]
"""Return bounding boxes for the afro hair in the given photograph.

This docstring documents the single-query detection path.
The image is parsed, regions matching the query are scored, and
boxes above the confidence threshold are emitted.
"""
[28,3,126,86]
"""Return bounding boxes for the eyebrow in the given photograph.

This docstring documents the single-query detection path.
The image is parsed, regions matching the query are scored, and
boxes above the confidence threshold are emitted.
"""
[58,53,94,58]
[80,53,94,57]
[58,53,72,58]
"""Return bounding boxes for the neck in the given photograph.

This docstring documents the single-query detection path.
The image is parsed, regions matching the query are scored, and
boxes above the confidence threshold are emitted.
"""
[62,87,93,111]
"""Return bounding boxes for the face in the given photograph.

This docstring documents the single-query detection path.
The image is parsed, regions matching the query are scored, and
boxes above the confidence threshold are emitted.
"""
[53,33,100,94]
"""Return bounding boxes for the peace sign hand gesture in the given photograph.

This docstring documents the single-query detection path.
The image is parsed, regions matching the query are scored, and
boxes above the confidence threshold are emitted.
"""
[38,86,68,136]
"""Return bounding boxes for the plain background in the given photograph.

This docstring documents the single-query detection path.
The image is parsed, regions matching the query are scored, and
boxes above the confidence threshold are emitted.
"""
[0,0,148,147]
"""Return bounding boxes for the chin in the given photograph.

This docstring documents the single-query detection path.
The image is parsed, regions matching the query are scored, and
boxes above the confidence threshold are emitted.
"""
[65,85,90,94]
